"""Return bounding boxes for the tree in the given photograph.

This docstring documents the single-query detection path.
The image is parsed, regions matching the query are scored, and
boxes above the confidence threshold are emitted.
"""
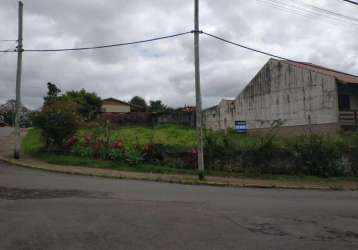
[32,100,79,150]
[62,89,102,121]
[44,82,61,105]
[148,100,168,113]
[129,96,147,112]
[0,99,32,127]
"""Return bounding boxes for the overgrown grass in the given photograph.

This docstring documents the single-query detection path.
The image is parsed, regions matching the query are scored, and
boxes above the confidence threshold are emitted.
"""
[21,125,358,178]
[33,152,198,175]
[21,128,45,154]
[78,124,197,149]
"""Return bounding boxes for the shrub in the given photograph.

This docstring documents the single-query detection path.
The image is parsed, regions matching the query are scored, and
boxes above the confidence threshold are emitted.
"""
[125,146,144,165]
[109,148,125,161]
[71,144,95,158]
[62,89,102,121]
[32,100,79,151]
[290,134,344,177]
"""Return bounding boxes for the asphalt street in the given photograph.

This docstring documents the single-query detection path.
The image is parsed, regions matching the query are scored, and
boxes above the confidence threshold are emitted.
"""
[1,162,358,250]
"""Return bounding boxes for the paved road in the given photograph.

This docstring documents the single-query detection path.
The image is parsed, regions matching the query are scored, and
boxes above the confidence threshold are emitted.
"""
[1,163,358,250]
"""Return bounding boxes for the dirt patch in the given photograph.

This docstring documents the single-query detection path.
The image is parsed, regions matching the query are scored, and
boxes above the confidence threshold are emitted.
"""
[0,186,110,200]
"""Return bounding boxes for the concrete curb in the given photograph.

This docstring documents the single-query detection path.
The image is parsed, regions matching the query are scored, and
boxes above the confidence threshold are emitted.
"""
[1,156,357,191]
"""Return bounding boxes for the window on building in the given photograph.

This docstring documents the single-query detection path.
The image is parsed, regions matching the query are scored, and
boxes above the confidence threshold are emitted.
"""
[338,94,351,110]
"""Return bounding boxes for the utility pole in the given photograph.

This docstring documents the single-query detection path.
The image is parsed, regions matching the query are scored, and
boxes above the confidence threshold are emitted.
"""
[14,1,23,159]
[194,0,205,179]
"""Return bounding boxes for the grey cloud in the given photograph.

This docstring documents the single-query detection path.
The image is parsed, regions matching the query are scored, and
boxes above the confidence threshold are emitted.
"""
[1,0,358,110]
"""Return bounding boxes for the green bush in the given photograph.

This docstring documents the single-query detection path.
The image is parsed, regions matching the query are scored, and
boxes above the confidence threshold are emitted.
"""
[32,100,79,151]
[21,128,45,155]
[290,135,344,177]
[125,146,144,166]
[71,144,95,158]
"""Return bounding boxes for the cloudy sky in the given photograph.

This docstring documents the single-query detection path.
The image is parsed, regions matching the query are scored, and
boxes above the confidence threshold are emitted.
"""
[0,0,358,109]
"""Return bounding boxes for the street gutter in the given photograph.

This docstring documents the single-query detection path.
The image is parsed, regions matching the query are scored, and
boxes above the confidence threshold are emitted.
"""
[1,156,357,191]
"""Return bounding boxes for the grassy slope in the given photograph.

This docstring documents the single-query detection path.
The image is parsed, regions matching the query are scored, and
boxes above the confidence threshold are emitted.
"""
[111,125,197,148]
[21,126,198,175]
[21,126,358,184]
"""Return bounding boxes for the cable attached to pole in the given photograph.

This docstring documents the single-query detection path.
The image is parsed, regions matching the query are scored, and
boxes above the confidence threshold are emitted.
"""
[22,31,192,52]
[202,31,293,61]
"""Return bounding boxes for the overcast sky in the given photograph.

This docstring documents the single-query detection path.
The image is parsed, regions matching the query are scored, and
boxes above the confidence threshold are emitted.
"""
[0,0,357,109]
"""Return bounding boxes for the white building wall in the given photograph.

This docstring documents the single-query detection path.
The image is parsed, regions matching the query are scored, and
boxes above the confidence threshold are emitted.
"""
[235,59,339,130]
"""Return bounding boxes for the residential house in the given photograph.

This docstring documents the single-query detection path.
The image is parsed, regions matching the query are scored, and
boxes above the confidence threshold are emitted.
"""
[101,98,132,113]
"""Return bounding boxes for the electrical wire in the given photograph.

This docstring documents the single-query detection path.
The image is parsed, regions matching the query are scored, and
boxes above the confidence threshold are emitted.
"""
[290,0,358,23]
[0,41,17,54]
[256,0,358,27]
[202,31,292,61]
[342,0,358,6]
[22,31,191,52]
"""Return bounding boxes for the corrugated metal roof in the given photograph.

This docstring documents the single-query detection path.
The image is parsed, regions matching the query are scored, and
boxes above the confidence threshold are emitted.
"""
[282,60,358,84]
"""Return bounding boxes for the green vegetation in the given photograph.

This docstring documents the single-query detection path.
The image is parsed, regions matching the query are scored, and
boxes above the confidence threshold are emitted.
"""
[21,128,44,155]
[33,153,197,175]
[109,125,197,148]
[31,100,79,150]
[23,123,358,178]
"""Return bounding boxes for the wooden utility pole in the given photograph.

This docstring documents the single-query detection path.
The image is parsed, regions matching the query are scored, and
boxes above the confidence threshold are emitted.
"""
[194,0,205,179]
[14,1,23,159]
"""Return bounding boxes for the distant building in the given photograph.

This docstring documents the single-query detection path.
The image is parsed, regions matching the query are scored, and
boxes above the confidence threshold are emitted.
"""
[203,100,235,131]
[153,105,196,128]
[101,98,132,113]
[204,58,358,135]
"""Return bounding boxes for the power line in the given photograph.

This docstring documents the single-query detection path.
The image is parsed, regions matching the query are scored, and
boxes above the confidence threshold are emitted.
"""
[0,41,17,54]
[256,0,358,27]
[202,31,292,61]
[342,0,358,6]
[0,39,18,42]
[290,0,358,23]
[22,32,191,52]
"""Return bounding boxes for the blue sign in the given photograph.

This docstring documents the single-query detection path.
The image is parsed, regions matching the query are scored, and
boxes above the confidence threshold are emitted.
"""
[235,121,247,134]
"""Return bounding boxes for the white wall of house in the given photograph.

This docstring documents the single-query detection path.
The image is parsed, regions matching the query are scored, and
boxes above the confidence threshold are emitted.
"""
[102,103,131,113]
[234,59,339,130]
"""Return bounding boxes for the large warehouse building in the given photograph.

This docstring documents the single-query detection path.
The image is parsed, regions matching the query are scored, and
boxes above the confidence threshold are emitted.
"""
[203,58,358,135]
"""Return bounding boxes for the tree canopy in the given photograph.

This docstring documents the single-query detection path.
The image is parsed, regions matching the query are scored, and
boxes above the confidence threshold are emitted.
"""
[62,89,102,121]
[43,83,101,121]
[129,96,147,112]
[148,100,168,113]
[44,82,61,105]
